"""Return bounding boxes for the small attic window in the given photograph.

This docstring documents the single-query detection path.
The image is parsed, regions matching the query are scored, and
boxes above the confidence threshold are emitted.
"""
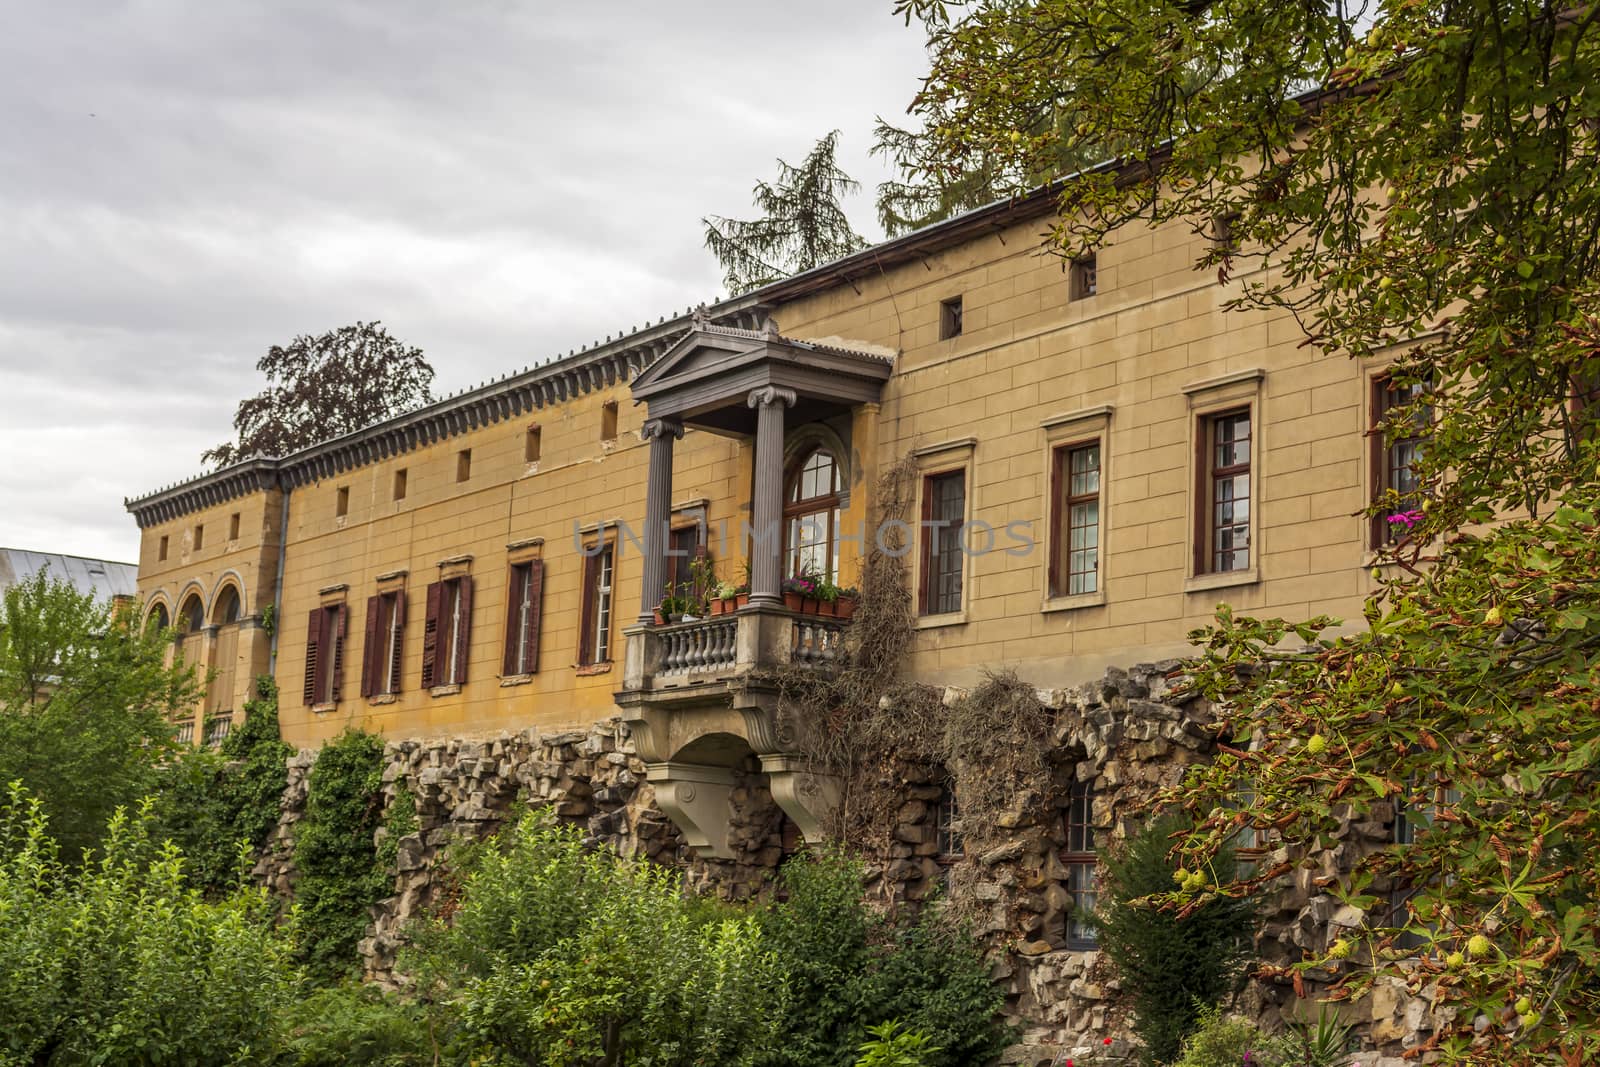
[1071,255,1098,299]
[193,523,205,550]
[600,401,618,443]
[940,296,963,340]
[393,468,408,501]
[158,535,169,562]
[335,486,350,518]
[228,512,241,540]
[525,425,542,463]
[457,449,472,483]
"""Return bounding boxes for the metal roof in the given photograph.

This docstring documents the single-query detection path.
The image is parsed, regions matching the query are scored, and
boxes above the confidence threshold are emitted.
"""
[0,548,139,604]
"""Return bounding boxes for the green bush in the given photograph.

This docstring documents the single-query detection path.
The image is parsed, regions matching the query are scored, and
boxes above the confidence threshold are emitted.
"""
[757,848,1010,1067]
[1171,1007,1285,1067]
[269,984,453,1067]
[854,1021,941,1067]
[1096,815,1257,1066]
[157,676,294,895]
[294,729,390,982]
[407,811,783,1065]
[0,784,298,1066]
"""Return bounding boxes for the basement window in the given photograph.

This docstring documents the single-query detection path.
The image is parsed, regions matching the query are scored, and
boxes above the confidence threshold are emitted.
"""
[393,468,408,501]
[457,449,472,483]
[600,401,618,443]
[525,425,542,463]
[335,487,349,518]
[939,296,963,340]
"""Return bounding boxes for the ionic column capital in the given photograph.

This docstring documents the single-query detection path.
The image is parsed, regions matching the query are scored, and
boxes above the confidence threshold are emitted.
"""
[641,417,684,442]
[746,386,797,411]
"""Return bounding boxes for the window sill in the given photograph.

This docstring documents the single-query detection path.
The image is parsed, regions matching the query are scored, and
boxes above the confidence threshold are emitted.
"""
[310,702,337,715]
[500,673,535,687]
[915,611,967,631]
[1042,590,1106,614]
[429,684,462,698]
[368,694,398,706]
[576,661,613,676]
[1183,568,1259,594]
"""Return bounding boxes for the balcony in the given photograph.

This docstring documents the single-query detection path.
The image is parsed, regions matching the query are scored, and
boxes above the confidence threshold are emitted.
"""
[630,606,848,689]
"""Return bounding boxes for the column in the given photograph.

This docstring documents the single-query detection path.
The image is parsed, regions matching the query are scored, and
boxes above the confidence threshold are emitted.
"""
[638,418,684,623]
[747,386,796,607]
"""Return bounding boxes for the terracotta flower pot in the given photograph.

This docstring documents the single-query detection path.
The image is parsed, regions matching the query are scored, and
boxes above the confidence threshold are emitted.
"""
[735,592,750,609]
[834,597,858,620]
[653,610,666,626]
[801,596,820,615]
[782,591,804,612]
[817,599,838,618]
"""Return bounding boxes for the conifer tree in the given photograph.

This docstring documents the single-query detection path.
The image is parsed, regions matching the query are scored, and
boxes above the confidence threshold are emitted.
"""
[703,131,867,295]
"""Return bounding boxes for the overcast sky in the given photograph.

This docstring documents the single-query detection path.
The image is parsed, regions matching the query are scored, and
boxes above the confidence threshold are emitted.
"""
[0,2,931,563]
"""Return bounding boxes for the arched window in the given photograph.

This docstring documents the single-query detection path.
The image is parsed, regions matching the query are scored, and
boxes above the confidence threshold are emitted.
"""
[785,448,842,583]
[212,585,241,626]
[146,603,170,633]
[178,594,205,635]
[1062,779,1098,948]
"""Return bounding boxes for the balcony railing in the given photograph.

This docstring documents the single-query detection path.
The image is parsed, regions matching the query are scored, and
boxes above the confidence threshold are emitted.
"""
[625,604,851,691]
[657,615,738,677]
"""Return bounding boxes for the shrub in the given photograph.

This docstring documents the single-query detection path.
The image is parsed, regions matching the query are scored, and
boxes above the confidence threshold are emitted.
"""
[757,848,1010,1067]
[269,983,453,1067]
[406,811,782,1066]
[294,729,389,982]
[157,676,293,895]
[1096,815,1257,1066]
[854,1021,941,1067]
[0,784,298,1065]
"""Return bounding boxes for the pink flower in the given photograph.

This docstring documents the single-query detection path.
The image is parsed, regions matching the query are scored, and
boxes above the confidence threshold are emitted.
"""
[1386,509,1424,528]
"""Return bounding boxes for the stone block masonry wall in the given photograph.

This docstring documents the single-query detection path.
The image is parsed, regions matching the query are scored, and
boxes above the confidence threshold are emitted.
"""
[252,665,1446,1066]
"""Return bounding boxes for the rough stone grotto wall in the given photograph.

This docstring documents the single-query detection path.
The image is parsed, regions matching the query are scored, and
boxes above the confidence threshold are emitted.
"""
[254,663,1445,1066]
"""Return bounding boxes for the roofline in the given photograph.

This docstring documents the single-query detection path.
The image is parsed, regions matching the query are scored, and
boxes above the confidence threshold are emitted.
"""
[0,547,138,569]
[126,83,1349,529]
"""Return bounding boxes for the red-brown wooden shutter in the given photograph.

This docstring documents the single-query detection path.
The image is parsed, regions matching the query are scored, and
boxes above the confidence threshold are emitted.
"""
[523,560,543,674]
[578,551,598,664]
[330,604,348,702]
[503,565,523,676]
[303,608,323,705]
[388,590,406,694]
[452,578,473,684]
[360,596,381,698]
[420,581,443,689]
[917,477,935,615]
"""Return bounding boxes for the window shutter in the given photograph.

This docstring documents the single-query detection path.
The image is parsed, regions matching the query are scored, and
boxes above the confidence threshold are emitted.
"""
[452,578,473,685]
[917,478,935,615]
[578,551,598,664]
[523,560,544,674]
[420,581,443,690]
[330,604,348,702]
[360,596,381,698]
[303,608,323,705]
[502,566,522,677]
[389,590,406,695]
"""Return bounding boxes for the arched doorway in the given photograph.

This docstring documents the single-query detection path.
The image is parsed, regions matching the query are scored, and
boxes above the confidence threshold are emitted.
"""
[205,585,242,745]
[173,592,207,744]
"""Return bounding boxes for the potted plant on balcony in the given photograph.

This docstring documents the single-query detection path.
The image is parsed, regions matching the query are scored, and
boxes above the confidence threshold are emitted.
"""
[833,585,859,620]
[781,575,813,613]
[814,578,842,617]
[657,583,689,624]
[712,580,746,615]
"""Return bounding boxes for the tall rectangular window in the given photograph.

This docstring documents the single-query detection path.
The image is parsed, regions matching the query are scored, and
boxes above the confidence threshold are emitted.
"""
[361,590,406,698]
[1062,780,1097,948]
[1051,441,1101,597]
[456,449,472,483]
[228,512,241,540]
[393,468,408,501]
[336,486,350,517]
[421,576,472,689]
[502,561,544,676]
[525,425,542,463]
[579,544,615,666]
[1371,376,1429,544]
[193,523,205,550]
[600,401,618,443]
[1071,254,1098,299]
[919,470,966,616]
[1197,409,1251,574]
[303,603,347,706]
[668,525,704,600]
[939,296,963,340]
[158,535,169,562]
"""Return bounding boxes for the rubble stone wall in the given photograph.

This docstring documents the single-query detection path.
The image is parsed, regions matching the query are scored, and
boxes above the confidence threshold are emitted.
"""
[253,664,1443,1066]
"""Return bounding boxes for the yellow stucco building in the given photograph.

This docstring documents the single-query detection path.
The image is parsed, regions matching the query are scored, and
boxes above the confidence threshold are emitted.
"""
[128,181,1412,853]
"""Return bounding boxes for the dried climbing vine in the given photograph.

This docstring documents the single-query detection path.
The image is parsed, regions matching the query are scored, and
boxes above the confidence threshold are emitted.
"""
[767,453,1064,856]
